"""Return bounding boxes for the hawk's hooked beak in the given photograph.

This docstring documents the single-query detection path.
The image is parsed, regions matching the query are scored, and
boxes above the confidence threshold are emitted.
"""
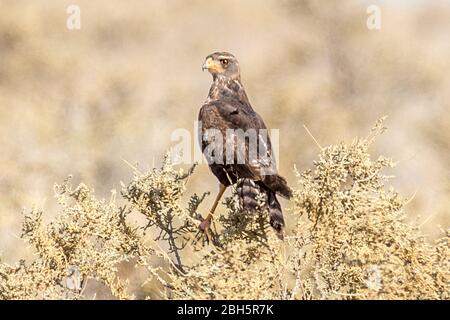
[202,57,214,72]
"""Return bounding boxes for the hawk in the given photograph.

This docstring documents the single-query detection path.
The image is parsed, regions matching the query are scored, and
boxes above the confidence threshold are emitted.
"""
[198,52,292,239]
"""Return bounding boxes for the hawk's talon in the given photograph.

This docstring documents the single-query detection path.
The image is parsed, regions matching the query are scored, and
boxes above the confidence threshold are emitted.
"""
[198,218,211,233]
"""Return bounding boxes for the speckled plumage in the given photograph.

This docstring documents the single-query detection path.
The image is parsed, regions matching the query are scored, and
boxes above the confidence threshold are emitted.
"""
[198,52,291,237]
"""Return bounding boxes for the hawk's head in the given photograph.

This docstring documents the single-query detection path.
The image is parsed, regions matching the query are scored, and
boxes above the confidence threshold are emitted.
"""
[202,52,240,80]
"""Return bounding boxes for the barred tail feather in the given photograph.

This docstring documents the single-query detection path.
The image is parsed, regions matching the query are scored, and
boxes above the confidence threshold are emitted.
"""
[237,179,263,211]
[267,191,285,240]
[236,179,285,239]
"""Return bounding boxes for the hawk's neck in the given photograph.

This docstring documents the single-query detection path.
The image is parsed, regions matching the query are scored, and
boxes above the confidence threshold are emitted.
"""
[207,77,250,106]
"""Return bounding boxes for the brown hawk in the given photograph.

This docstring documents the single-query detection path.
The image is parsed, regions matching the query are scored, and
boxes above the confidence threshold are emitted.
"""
[198,52,292,239]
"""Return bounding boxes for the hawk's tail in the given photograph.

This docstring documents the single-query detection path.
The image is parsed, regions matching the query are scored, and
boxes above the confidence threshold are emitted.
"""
[237,179,286,240]
[262,174,293,200]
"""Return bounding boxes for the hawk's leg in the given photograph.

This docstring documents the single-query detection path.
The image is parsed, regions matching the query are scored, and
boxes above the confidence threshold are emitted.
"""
[199,183,227,233]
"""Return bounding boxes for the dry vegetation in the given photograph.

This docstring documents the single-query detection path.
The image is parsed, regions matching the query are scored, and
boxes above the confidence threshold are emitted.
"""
[0,0,449,300]
[1,119,448,300]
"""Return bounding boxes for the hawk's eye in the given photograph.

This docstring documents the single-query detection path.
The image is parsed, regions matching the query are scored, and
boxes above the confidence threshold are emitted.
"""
[220,59,229,66]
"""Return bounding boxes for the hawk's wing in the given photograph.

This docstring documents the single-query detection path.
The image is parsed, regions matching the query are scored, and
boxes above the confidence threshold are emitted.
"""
[198,99,277,180]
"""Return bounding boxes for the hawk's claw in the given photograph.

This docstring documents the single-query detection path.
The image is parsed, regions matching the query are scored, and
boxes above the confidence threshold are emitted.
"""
[198,218,211,233]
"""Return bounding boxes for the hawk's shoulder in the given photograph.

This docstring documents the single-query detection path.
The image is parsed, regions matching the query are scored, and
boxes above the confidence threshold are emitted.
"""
[199,98,266,132]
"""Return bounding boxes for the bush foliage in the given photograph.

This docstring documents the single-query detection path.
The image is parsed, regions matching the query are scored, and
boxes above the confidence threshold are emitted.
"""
[0,120,448,299]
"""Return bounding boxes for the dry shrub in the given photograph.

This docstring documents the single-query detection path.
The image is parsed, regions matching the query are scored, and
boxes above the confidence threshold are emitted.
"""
[0,119,448,299]
[0,177,146,299]
[121,155,205,273]
[165,237,286,300]
[290,118,449,299]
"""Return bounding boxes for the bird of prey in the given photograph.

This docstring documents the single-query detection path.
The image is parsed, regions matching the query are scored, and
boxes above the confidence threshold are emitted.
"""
[198,52,292,239]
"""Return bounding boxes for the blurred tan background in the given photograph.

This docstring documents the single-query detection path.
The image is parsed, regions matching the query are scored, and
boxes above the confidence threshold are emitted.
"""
[0,0,449,263]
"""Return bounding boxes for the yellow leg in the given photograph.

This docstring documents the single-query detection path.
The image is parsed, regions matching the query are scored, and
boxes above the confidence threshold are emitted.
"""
[199,183,227,231]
